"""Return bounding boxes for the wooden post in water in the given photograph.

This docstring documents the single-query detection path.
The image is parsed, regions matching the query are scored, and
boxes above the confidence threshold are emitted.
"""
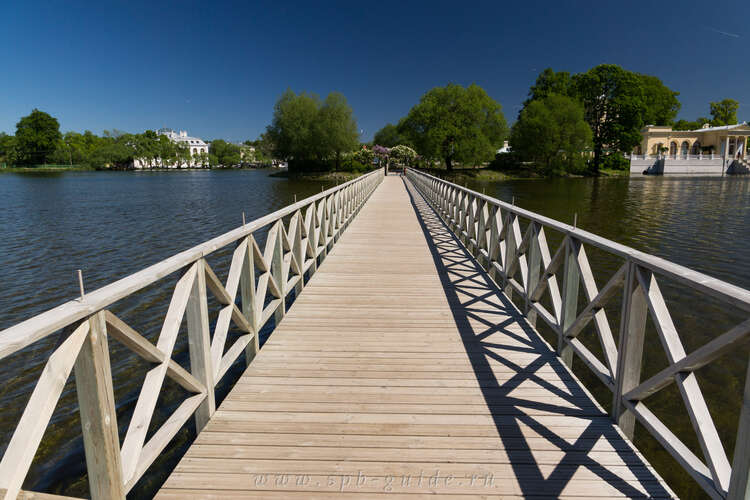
[74,311,125,500]
[186,259,215,431]
[611,261,647,439]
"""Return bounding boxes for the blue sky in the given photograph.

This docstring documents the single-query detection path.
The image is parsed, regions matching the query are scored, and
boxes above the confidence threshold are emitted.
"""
[1,0,748,141]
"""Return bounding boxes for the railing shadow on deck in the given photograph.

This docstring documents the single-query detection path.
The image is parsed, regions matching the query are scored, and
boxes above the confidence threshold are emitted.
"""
[403,176,674,498]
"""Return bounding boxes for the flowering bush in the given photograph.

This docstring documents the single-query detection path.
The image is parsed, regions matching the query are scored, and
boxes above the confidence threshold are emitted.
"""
[390,144,417,166]
[352,147,374,165]
[372,145,390,157]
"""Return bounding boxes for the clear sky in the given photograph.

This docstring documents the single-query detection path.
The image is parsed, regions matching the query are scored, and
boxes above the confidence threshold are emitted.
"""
[1,0,748,142]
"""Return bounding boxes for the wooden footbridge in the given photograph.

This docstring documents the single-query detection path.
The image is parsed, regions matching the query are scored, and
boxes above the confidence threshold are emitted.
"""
[2,168,750,499]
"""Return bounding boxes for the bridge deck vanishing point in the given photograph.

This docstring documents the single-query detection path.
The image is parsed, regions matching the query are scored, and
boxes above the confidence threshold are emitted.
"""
[157,175,673,499]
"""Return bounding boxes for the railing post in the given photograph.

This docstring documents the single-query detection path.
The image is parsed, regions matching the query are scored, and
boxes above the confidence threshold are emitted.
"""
[525,223,541,327]
[186,259,215,431]
[728,359,750,499]
[503,214,517,299]
[487,206,501,284]
[611,260,647,439]
[293,213,304,296]
[74,311,125,500]
[240,236,259,364]
[559,237,579,367]
[272,223,286,325]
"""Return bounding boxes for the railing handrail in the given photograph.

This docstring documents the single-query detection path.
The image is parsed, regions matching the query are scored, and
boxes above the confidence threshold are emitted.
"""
[405,167,750,500]
[0,168,384,361]
[405,168,750,312]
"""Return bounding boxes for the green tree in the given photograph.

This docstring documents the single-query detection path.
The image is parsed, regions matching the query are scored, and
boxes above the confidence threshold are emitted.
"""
[710,99,739,126]
[0,133,17,166]
[523,69,573,108]
[673,117,710,131]
[638,74,680,126]
[572,65,644,172]
[313,92,359,170]
[209,139,241,167]
[399,84,507,171]
[510,94,592,173]
[266,89,321,167]
[15,109,62,165]
[373,123,407,148]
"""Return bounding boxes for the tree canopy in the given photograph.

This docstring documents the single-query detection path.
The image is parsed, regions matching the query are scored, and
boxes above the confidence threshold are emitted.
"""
[266,89,359,171]
[15,109,62,165]
[398,84,507,170]
[521,66,681,171]
[313,92,359,170]
[673,117,710,131]
[373,123,408,148]
[208,139,242,167]
[511,94,592,173]
[710,99,739,126]
[523,69,573,109]
[571,65,645,171]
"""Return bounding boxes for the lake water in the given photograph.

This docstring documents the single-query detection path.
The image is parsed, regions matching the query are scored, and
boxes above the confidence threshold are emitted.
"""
[1,170,749,498]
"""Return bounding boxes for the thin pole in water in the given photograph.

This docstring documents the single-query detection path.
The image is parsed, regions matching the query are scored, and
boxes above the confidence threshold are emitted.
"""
[242,212,246,228]
[77,270,85,301]
[294,194,297,203]
[512,196,515,206]
[573,213,578,229]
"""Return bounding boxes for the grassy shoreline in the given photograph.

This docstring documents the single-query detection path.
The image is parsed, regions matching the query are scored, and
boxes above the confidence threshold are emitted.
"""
[268,170,366,182]
[0,165,97,173]
[418,166,630,183]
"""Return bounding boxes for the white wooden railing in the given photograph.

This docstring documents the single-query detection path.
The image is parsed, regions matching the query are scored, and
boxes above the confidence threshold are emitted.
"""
[0,168,384,499]
[406,167,750,500]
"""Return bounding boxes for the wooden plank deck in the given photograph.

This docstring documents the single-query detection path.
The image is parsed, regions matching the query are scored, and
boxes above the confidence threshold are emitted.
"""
[157,175,674,498]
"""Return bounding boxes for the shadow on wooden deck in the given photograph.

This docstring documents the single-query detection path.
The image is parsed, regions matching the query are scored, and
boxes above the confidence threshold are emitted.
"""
[402,177,673,498]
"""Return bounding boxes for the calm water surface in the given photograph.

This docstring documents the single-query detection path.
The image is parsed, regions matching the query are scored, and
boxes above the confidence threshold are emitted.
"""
[1,171,749,498]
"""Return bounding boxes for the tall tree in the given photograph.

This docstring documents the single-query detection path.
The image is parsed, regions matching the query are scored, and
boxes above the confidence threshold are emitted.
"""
[266,89,321,166]
[710,99,739,126]
[572,65,644,172]
[15,109,62,165]
[511,94,592,173]
[373,123,406,148]
[523,68,573,107]
[638,74,680,126]
[399,84,507,170]
[313,92,359,170]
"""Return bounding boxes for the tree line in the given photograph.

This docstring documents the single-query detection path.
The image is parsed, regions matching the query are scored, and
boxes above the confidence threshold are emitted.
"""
[0,109,267,169]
